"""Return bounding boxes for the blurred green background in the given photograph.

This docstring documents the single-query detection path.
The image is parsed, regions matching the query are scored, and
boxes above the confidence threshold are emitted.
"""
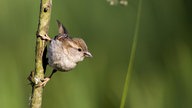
[0,0,192,108]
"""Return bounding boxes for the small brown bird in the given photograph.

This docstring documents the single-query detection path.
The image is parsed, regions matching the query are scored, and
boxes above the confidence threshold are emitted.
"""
[40,20,92,86]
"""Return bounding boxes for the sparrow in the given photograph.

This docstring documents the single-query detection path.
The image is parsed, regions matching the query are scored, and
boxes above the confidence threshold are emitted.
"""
[39,20,92,86]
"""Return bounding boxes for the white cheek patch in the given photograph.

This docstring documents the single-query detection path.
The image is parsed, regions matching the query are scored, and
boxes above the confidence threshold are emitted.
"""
[67,47,85,62]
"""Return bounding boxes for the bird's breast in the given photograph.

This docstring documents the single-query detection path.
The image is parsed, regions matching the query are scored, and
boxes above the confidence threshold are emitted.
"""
[47,39,77,72]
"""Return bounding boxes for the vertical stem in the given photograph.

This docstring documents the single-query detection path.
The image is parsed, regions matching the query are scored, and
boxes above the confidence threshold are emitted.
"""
[30,0,52,108]
[120,0,142,108]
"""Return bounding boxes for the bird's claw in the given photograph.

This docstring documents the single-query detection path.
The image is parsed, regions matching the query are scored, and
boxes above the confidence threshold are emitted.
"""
[38,34,51,41]
[28,71,35,85]
[38,77,50,87]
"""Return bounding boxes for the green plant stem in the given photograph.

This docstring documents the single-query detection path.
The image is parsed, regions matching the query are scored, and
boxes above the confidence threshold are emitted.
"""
[120,0,142,108]
[30,0,52,108]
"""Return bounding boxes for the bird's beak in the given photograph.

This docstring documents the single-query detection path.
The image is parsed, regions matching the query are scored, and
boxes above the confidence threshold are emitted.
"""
[84,51,93,58]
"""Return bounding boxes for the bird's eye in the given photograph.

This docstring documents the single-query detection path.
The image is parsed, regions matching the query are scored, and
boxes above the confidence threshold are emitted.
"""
[78,48,82,52]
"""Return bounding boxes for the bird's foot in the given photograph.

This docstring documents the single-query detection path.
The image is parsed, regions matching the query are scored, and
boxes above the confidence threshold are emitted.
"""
[28,71,35,85]
[38,34,51,41]
[39,77,50,87]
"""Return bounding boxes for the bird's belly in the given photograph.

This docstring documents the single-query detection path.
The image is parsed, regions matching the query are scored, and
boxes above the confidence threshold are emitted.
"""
[50,59,76,72]
[47,40,76,72]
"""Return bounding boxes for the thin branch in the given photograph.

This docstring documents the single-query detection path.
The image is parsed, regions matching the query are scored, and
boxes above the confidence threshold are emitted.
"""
[30,0,52,108]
